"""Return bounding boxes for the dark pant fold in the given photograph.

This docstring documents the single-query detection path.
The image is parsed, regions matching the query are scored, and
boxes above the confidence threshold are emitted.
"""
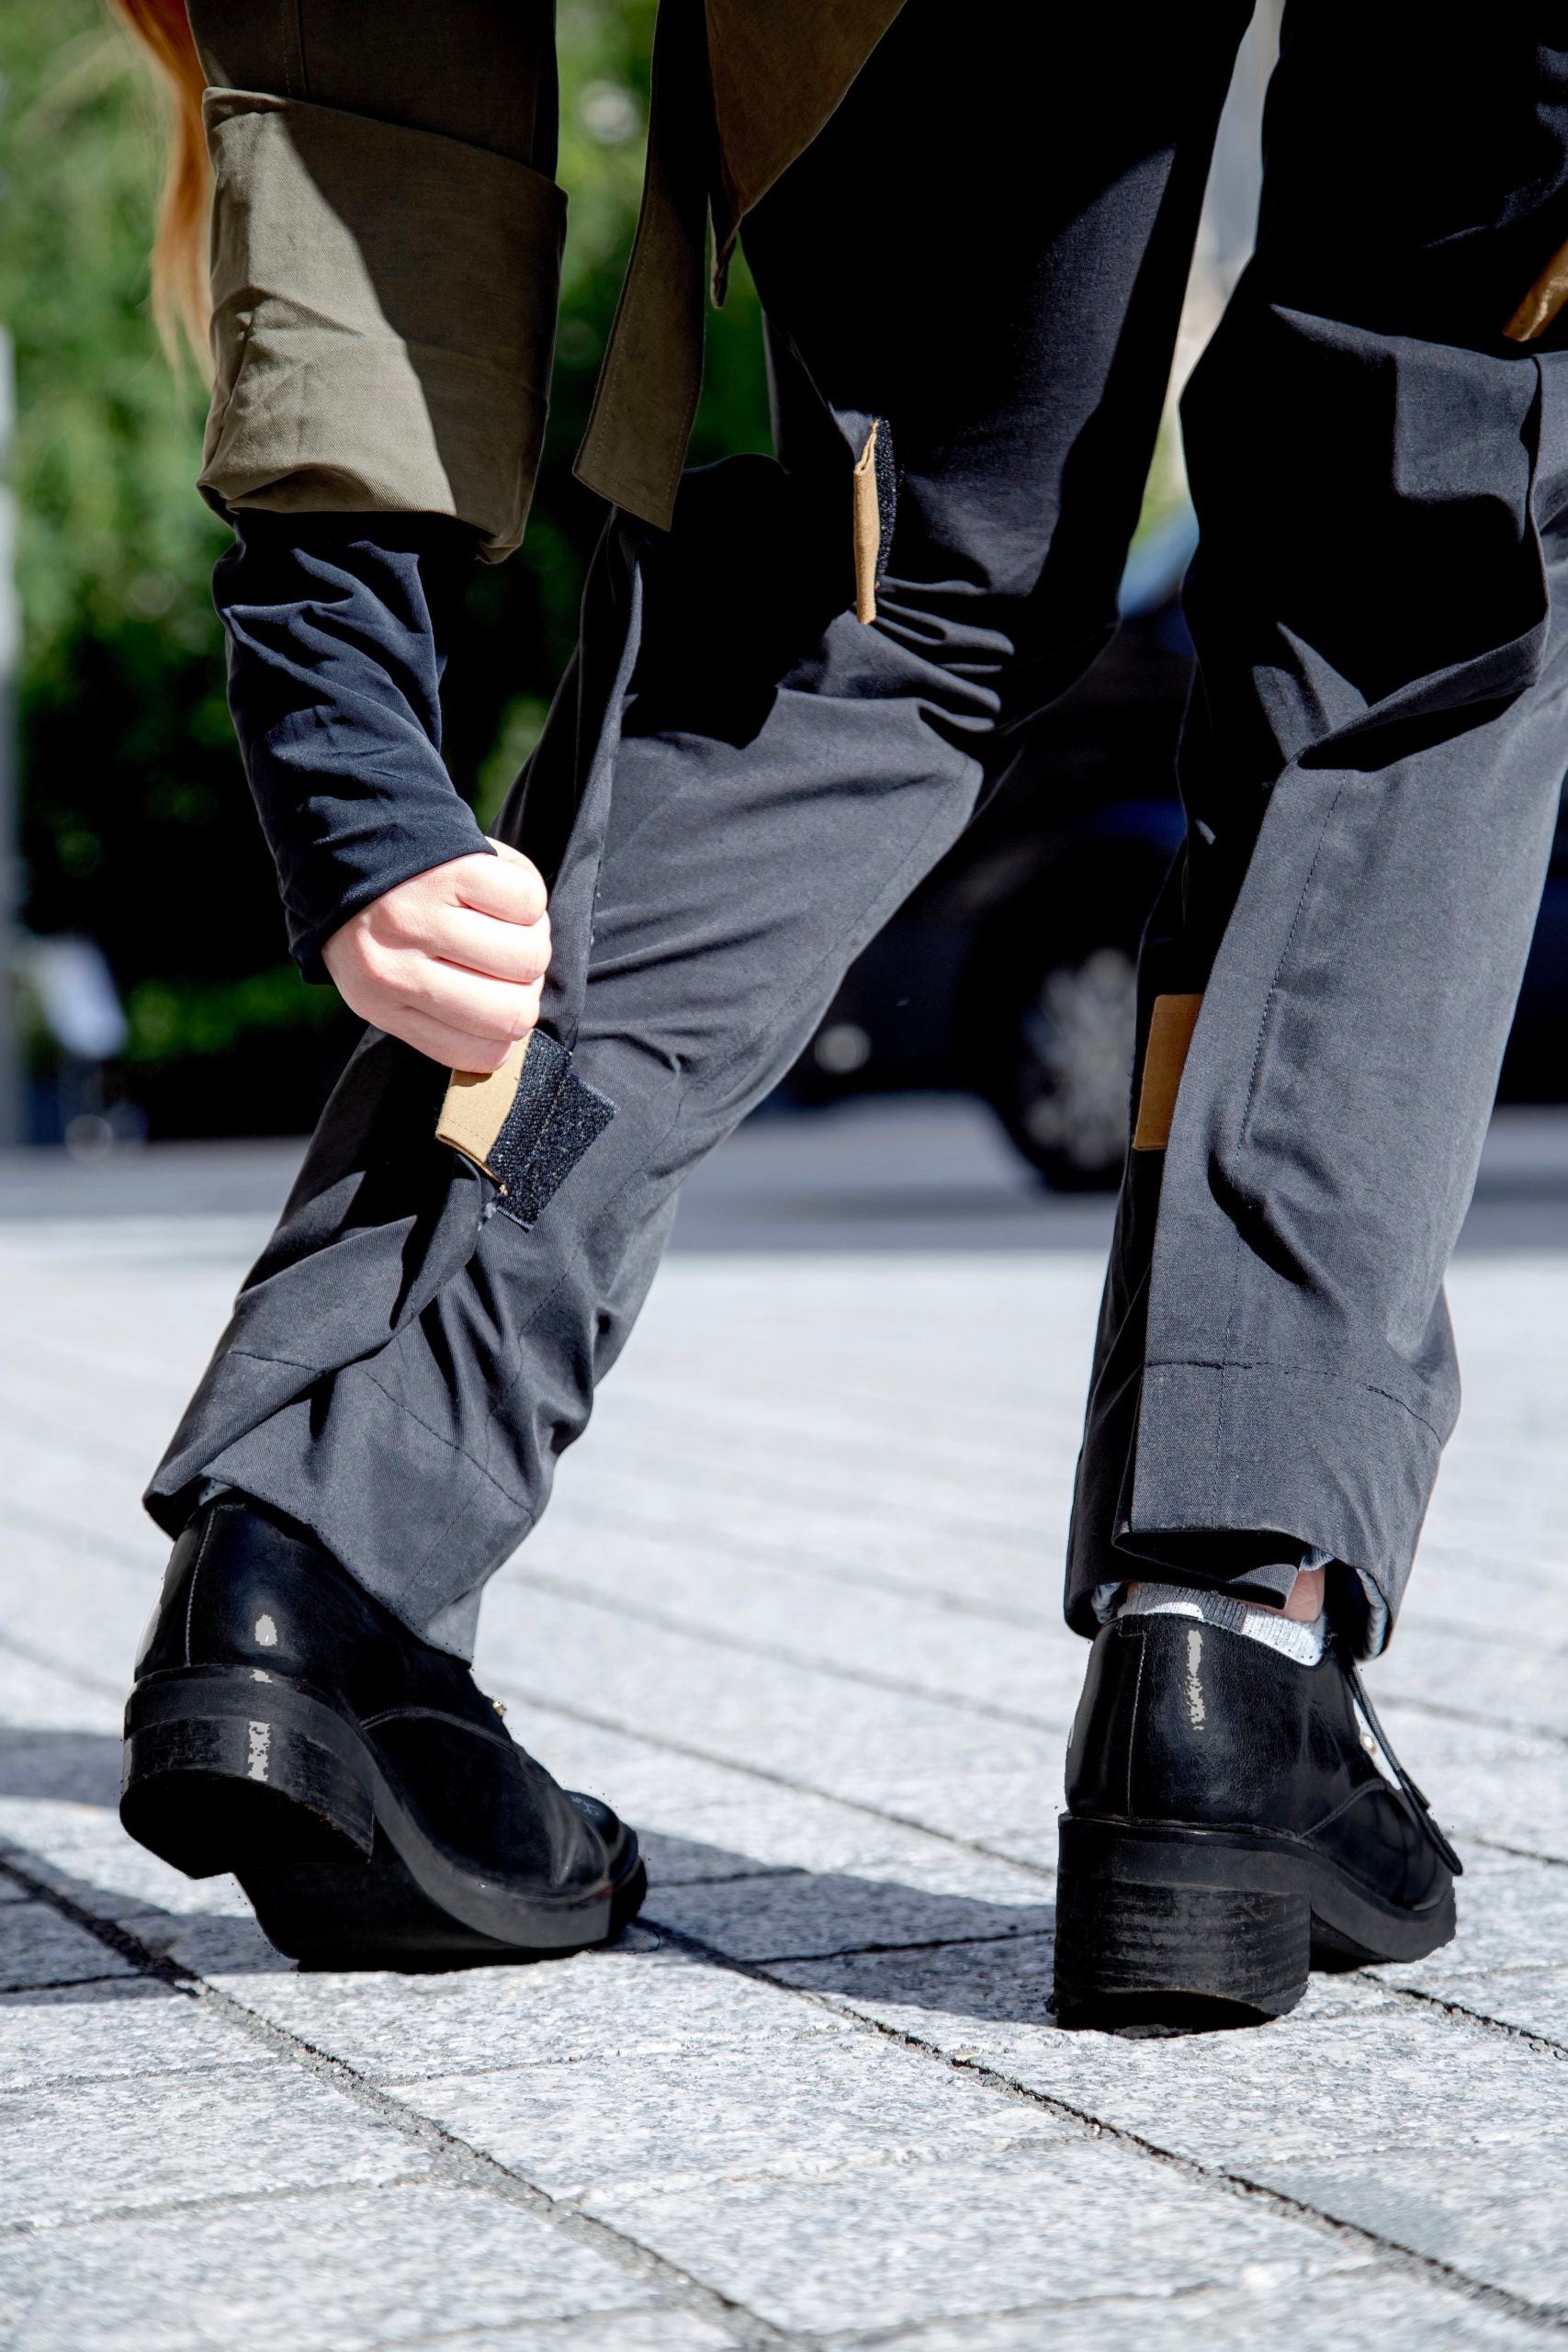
[150,2,1568,1659]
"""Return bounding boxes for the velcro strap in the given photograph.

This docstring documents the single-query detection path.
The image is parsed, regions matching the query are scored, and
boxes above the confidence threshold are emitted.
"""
[436,1032,615,1231]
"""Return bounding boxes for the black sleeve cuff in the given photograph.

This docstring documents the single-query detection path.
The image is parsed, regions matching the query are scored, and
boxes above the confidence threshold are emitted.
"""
[215,510,491,982]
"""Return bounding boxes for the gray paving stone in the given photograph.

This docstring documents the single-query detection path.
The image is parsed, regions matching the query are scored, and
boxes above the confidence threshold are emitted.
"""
[776,1947,1568,2306]
[773,1931,1061,2032]
[1370,1707,1568,1866]
[1263,2147,1568,2312]
[509,1517,1083,1726]
[1399,1967,1568,2044]
[220,1944,853,2082]
[478,1588,1067,1822]
[0,1900,133,1995]
[7,1125,1568,2339]
[1375,1619,1568,1743]
[1382,1847,1568,1988]
[490,1713,1048,1886]
[1,2182,659,2351]
[0,1798,263,1936]
[863,2270,1551,2350]
[784,1948,1567,2166]
[143,1912,293,1979]
[644,1868,1054,1964]
[389,2030,1075,2203]
[581,2140,1376,2335]
[0,1978,269,2091]
[0,1646,122,1737]
[0,2064,432,2226]
[0,1542,154,1699]
[419,2318,736,2352]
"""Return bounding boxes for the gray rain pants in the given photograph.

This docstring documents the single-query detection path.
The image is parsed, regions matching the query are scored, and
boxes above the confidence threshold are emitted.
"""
[151,4,1568,1658]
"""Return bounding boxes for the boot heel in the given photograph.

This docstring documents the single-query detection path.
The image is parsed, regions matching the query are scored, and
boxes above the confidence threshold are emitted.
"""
[1054,1825,1311,2024]
[120,1671,375,1881]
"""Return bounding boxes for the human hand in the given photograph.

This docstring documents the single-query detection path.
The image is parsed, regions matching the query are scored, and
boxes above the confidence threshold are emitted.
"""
[321,842,551,1073]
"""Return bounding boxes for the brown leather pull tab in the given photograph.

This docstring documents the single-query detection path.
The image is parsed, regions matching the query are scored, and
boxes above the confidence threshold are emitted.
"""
[436,1036,531,1186]
[1132,993,1203,1152]
[1505,239,1568,342]
[852,421,881,625]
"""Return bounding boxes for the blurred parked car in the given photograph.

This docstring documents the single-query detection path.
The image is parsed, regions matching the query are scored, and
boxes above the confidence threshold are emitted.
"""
[788,508,1568,1188]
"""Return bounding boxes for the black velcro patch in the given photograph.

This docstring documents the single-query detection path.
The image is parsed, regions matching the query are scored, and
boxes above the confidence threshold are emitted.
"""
[489,1032,617,1231]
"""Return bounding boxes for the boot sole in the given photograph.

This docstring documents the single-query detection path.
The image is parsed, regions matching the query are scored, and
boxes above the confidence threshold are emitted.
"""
[121,1668,646,1967]
[1053,1815,1456,2029]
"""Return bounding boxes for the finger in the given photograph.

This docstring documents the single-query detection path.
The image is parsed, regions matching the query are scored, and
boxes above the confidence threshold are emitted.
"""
[397,961,544,1043]
[384,1005,514,1074]
[457,848,547,925]
[428,905,552,986]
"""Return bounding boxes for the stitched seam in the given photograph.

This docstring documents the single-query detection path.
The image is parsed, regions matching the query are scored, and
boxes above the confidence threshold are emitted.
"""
[404,1474,514,1620]
[358,1704,512,1749]
[357,1363,533,1510]
[183,1504,222,1668]
[474,779,969,1507]
[684,785,969,1103]
[1214,771,1350,1537]
[1125,1632,1146,1820]
[479,1085,691,1503]
[1142,1355,1448,1447]
[474,779,976,1542]
[1304,1780,1391,1842]
[227,1344,339,1376]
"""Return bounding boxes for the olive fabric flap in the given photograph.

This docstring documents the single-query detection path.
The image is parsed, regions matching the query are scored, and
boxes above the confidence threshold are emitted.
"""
[199,90,564,561]
[1132,992,1203,1152]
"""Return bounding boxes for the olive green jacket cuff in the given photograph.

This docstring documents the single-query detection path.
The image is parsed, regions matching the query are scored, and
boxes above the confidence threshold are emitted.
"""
[198,89,564,563]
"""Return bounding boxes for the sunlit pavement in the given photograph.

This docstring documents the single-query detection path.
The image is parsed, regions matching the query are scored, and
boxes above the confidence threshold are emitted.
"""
[1,1099,1565,2348]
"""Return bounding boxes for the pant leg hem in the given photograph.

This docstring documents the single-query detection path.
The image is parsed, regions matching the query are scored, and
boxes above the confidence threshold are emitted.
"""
[1068,1355,1445,1648]
[192,1365,531,1662]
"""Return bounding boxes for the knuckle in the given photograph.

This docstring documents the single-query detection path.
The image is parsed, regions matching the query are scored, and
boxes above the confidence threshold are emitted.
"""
[377,899,426,952]
[356,938,399,990]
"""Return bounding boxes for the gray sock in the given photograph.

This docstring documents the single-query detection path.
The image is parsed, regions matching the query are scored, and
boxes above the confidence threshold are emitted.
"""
[1119,1579,1327,1666]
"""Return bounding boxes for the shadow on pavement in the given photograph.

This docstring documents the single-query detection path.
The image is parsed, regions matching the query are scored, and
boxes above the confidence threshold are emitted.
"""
[0,1727,1058,2023]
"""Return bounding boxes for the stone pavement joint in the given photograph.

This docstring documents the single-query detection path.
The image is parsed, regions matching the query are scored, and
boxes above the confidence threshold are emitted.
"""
[646,1916,1568,2339]
[4,1108,1568,2346]
[0,1859,802,2352]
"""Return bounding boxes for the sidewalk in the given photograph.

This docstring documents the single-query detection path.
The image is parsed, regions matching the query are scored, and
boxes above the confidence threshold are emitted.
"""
[1,1101,1565,2348]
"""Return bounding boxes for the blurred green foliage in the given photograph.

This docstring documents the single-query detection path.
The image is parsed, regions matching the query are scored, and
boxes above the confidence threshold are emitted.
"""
[1,0,770,1134]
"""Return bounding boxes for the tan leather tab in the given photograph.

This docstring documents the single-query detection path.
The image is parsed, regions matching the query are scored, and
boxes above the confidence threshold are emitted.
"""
[1132,993,1202,1151]
[852,422,881,625]
[1505,240,1568,341]
[435,1036,530,1184]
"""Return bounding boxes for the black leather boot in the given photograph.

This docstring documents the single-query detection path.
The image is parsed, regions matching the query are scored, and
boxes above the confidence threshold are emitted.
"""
[1053,1611,1460,2026]
[121,1496,646,1965]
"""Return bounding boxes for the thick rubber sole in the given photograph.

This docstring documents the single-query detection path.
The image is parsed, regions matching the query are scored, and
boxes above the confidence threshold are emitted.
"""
[1053,1815,1457,2029]
[120,1668,647,1967]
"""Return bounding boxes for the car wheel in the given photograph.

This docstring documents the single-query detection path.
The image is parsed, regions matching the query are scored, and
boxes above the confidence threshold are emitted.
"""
[981,941,1139,1190]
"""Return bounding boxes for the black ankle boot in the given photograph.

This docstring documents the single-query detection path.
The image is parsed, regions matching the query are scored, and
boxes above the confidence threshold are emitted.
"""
[121,1497,646,1965]
[1053,1611,1459,2027]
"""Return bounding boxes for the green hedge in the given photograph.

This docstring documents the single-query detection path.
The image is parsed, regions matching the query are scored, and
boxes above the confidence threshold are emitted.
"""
[3,0,770,1134]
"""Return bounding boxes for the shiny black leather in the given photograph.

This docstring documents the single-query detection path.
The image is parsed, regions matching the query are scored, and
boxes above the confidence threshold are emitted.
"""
[1065,1614,1459,1913]
[134,1496,618,1896]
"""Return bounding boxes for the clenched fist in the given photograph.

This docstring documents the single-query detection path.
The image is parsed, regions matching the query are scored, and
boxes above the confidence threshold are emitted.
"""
[321,842,552,1074]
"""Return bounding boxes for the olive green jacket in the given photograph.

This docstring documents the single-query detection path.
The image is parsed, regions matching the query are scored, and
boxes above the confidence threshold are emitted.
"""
[187,0,906,558]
